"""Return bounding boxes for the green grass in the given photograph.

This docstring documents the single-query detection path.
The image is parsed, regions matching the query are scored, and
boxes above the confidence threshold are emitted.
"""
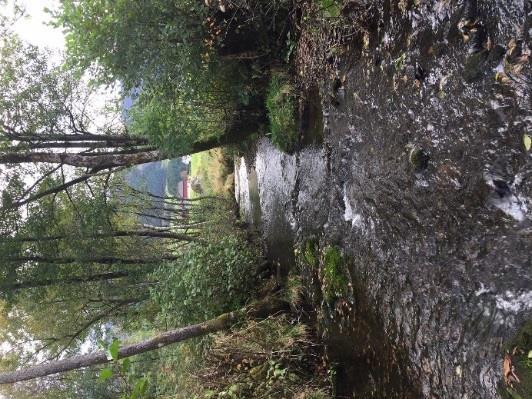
[190,149,233,196]
[322,246,349,304]
[303,239,319,269]
[190,152,209,189]
[266,72,298,153]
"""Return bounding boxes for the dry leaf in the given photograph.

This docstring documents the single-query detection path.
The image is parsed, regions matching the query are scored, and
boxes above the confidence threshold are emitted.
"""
[503,353,521,387]
[524,134,531,151]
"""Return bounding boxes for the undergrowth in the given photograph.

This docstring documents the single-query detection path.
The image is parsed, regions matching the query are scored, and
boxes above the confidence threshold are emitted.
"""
[169,315,332,399]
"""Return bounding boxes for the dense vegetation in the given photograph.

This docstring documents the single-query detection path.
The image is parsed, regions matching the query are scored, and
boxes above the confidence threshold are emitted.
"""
[0,0,329,398]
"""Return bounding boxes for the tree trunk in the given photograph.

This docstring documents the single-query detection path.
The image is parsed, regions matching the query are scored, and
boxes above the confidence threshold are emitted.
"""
[4,255,180,265]
[0,151,162,168]
[0,297,287,384]
[0,271,131,291]
[3,230,202,243]
[0,113,265,168]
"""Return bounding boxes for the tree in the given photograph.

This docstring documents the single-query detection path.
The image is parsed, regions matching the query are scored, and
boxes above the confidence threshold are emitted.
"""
[0,172,203,363]
[0,297,286,384]
[0,35,263,211]
[52,0,270,154]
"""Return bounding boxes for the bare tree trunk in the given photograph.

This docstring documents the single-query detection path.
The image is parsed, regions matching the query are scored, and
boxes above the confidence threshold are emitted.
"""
[2,230,202,243]
[0,297,286,384]
[0,151,162,168]
[0,115,265,168]
[4,255,180,265]
[0,271,131,291]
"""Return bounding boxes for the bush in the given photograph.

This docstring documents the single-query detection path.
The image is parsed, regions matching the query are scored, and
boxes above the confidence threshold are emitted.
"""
[128,61,249,157]
[266,72,298,152]
[151,235,259,328]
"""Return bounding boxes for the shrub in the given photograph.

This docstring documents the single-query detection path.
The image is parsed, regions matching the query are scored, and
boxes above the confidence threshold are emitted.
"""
[151,235,259,328]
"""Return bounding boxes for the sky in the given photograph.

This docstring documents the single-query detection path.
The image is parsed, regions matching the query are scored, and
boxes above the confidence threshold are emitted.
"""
[8,0,121,131]
[11,0,64,52]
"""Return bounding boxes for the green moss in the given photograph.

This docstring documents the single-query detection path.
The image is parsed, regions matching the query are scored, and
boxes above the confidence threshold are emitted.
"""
[303,239,319,269]
[266,72,298,153]
[322,246,349,303]
[500,321,532,399]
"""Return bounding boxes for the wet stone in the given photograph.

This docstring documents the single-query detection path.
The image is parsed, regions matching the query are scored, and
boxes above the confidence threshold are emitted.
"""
[408,146,430,171]
[463,49,489,82]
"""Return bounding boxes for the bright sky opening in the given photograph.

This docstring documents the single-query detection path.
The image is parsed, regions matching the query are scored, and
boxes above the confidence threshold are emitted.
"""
[11,0,64,52]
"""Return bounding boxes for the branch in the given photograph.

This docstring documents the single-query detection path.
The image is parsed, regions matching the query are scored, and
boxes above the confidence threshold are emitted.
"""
[4,255,180,265]
[0,271,131,291]
[5,168,124,210]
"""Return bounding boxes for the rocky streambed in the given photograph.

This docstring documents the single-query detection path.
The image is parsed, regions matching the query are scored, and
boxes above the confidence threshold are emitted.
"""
[236,0,531,397]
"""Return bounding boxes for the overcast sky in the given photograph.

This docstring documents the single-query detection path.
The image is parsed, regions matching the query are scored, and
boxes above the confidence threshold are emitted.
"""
[12,0,64,51]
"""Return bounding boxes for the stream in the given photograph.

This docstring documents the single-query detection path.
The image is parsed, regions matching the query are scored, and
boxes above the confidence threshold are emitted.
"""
[235,0,531,397]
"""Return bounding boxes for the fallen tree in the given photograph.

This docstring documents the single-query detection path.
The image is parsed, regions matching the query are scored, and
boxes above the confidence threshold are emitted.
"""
[0,296,287,384]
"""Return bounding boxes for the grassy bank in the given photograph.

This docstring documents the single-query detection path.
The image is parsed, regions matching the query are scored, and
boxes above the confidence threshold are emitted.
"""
[190,149,234,197]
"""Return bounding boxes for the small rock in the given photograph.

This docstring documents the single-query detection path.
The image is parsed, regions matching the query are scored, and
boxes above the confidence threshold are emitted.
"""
[409,146,430,171]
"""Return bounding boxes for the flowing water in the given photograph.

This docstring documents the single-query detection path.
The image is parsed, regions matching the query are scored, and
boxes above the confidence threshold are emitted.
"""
[236,0,531,397]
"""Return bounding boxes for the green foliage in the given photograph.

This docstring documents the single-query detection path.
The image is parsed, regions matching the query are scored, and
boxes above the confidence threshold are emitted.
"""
[303,239,319,269]
[53,0,207,89]
[54,1,266,156]
[127,60,251,156]
[0,176,159,367]
[107,339,121,361]
[99,368,113,382]
[152,235,259,327]
[316,0,341,18]
[322,246,349,303]
[97,340,151,399]
[0,36,71,136]
[266,72,298,152]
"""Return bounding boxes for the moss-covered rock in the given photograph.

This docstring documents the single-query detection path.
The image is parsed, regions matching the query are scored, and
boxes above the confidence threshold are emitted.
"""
[266,71,298,153]
[408,145,429,171]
